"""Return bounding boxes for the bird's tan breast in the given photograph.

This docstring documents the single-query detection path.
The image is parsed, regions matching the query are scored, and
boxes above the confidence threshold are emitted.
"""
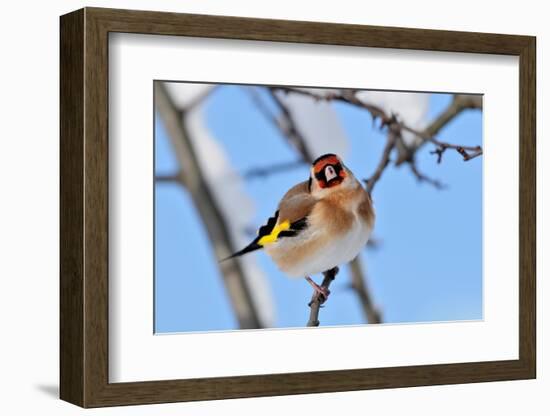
[313,186,374,235]
[266,185,374,277]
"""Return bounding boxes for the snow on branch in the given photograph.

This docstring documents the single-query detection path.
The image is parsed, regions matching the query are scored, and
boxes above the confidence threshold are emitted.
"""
[156,82,275,329]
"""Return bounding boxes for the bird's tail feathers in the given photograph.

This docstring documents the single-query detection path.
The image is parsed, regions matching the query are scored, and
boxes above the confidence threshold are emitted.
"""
[220,211,280,262]
[219,240,263,262]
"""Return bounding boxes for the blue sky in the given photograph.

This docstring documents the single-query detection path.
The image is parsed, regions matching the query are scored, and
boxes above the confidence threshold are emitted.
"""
[154,85,483,333]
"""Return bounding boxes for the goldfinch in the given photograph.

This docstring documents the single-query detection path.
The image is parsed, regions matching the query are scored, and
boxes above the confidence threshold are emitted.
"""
[226,154,375,300]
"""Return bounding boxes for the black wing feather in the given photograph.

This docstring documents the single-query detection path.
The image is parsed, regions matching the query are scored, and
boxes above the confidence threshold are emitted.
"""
[220,212,309,261]
[278,217,308,238]
[257,211,279,238]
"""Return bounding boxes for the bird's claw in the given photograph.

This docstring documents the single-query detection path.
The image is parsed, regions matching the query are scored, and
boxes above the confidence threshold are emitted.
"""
[317,287,330,302]
[305,276,331,306]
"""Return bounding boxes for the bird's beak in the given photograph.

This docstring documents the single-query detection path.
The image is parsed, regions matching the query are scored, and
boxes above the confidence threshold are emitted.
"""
[325,168,337,182]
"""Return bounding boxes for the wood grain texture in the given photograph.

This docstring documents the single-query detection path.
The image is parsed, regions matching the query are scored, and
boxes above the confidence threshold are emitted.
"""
[87,7,533,54]
[59,8,84,406]
[518,38,537,376]
[83,9,110,407]
[59,7,537,408]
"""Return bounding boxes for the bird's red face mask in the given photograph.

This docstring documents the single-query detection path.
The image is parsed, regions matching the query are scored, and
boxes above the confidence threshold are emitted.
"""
[312,154,347,189]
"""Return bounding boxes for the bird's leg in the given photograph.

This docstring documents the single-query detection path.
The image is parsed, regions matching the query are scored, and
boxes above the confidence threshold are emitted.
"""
[305,276,330,304]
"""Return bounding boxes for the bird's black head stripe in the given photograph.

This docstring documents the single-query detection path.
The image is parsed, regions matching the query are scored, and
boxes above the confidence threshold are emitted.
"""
[312,153,337,166]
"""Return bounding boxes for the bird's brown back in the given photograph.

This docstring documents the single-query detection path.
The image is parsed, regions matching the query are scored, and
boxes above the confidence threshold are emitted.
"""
[277,181,317,224]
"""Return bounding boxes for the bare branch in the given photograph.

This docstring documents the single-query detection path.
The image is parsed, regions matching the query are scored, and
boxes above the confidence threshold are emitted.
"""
[271,87,389,123]
[183,85,218,111]
[155,172,181,184]
[246,87,315,163]
[307,267,339,327]
[364,127,398,194]
[422,94,482,141]
[273,86,483,171]
[398,122,483,163]
[348,257,382,324]
[427,139,483,164]
[408,162,446,189]
[156,82,265,329]
[245,87,279,129]
[267,90,316,163]
[243,160,305,179]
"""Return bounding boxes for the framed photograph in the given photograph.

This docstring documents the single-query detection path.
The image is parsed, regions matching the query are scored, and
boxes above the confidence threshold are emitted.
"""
[60,7,536,408]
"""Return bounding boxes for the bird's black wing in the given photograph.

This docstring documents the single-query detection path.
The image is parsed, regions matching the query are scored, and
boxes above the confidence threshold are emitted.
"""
[278,217,309,238]
[220,211,309,261]
[220,211,279,261]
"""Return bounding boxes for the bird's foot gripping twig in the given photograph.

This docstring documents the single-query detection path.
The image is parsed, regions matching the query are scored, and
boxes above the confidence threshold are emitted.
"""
[306,267,339,327]
[306,276,331,305]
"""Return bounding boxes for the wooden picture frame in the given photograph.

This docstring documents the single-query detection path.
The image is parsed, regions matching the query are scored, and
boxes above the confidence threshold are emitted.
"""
[60,7,536,408]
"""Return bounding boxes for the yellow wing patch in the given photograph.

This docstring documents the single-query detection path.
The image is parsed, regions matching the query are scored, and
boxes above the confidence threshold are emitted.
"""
[257,220,290,246]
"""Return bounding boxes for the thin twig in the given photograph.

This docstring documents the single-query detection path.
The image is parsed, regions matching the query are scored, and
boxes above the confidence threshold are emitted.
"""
[427,141,483,163]
[401,124,483,163]
[421,94,482,142]
[267,90,315,163]
[307,267,339,327]
[271,87,390,124]
[246,87,315,163]
[242,160,305,179]
[364,128,398,194]
[155,172,181,184]
[408,162,446,189]
[245,87,280,129]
